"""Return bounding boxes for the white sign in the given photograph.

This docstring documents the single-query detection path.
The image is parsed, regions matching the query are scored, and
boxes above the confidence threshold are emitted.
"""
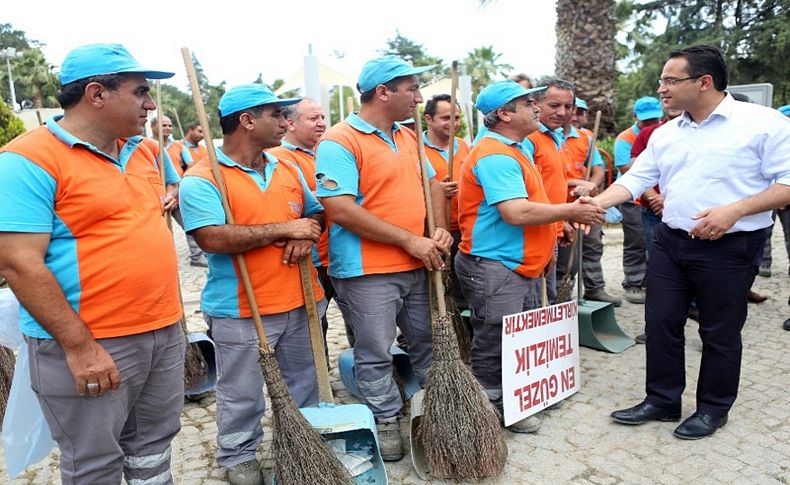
[501,300,581,426]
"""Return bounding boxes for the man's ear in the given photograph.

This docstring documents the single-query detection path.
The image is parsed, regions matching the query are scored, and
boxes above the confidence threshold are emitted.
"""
[83,82,107,108]
[699,74,715,92]
[375,84,389,102]
[238,112,257,131]
[497,107,512,123]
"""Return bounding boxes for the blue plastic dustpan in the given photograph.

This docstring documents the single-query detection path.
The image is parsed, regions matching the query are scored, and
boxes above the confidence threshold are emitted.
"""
[339,345,422,401]
[184,332,217,399]
[298,403,388,484]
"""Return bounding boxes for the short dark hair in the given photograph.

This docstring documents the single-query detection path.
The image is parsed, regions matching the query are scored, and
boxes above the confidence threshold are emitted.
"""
[358,76,409,104]
[56,73,129,110]
[533,78,575,101]
[482,98,520,128]
[186,122,201,131]
[425,94,455,117]
[218,105,267,135]
[668,45,728,91]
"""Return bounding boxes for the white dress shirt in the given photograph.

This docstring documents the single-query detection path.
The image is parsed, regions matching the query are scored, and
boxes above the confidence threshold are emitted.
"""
[615,94,790,233]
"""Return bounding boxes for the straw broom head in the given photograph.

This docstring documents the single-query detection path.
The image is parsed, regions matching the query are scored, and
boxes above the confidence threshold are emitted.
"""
[413,109,508,479]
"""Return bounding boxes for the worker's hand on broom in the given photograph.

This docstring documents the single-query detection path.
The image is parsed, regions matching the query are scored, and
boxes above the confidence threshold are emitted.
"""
[280,239,314,266]
[431,226,453,253]
[440,176,459,198]
[559,222,576,247]
[163,184,179,211]
[65,339,121,396]
[404,233,449,271]
[283,218,322,242]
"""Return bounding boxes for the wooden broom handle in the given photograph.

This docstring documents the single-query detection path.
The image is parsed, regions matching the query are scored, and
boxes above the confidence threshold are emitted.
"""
[298,259,333,403]
[445,61,458,227]
[584,110,602,180]
[413,107,447,318]
[181,47,270,348]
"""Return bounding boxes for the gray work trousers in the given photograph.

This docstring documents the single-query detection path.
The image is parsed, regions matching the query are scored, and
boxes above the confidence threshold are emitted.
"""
[27,323,184,485]
[454,252,540,402]
[171,207,205,263]
[761,208,790,269]
[207,303,324,468]
[619,201,647,289]
[556,223,607,294]
[332,270,433,421]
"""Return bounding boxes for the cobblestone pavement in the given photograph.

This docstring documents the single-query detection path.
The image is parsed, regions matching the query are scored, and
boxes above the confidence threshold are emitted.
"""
[3,224,789,484]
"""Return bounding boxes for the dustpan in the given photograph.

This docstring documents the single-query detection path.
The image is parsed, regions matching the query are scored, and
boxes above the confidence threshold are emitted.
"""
[296,260,388,484]
[576,230,634,353]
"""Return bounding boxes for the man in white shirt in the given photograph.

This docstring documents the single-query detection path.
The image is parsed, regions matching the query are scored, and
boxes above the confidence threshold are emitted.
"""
[591,45,790,439]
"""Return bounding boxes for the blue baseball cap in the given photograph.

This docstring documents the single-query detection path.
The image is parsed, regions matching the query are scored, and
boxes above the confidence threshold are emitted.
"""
[778,105,790,116]
[218,84,301,117]
[475,81,546,115]
[633,96,663,121]
[60,43,173,85]
[575,97,589,111]
[357,56,434,93]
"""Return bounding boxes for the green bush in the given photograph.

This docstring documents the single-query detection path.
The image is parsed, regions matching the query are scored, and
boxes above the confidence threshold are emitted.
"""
[0,102,25,147]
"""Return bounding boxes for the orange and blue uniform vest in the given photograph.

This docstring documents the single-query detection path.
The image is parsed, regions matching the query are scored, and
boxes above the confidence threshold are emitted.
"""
[0,117,182,339]
[561,126,604,202]
[268,141,329,268]
[458,132,556,278]
[315,114,436,279]
[179,149,324,317]
[526,124,568,235]
[422,132,470,232]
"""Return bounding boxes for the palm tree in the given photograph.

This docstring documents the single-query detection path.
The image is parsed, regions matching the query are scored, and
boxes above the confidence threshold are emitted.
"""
[555,0,618,134]
[464,46,513,97]
[478,0,618,135]
[15,48,58,109]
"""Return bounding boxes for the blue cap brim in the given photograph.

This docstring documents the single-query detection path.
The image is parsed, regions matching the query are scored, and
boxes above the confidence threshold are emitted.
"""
[525,86,547,96]
[636,109,663,121]
[140,69,175,80]
[405,65,434,77]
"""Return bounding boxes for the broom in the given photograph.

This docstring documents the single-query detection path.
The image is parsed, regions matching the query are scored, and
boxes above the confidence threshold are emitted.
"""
[412,108,508,479]
[181,47,350,485]
[441,61,472,364]
[154,81,209,390]
[556,110,602,302]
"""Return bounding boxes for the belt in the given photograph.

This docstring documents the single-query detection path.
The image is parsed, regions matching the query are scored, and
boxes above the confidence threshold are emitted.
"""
[663,223,766,240]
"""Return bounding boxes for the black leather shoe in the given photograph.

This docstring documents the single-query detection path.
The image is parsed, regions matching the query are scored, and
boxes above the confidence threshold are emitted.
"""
[784,318,790,331]
[673,411,728,439]
[611,401,681,425]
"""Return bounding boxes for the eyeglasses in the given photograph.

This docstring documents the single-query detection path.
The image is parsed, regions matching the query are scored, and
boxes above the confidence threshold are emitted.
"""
[657,75,702,86]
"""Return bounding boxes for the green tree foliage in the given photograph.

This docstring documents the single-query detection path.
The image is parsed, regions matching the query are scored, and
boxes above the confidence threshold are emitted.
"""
[617,0,790,129]
[178,53,225,136]
[15,48,59,108]
[463,46,513,97]
[0,100,25,146]
[379,30,448,82]
[0,23,60,109]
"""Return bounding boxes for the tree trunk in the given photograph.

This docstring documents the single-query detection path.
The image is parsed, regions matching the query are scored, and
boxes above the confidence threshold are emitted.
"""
[555,0,618,135]
[33,81,43,109]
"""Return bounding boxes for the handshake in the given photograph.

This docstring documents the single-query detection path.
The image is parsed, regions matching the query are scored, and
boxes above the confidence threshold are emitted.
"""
[567,196,607,233]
